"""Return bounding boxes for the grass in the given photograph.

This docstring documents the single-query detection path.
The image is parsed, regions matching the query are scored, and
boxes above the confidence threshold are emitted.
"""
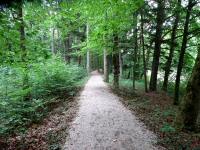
[109,75,145,92]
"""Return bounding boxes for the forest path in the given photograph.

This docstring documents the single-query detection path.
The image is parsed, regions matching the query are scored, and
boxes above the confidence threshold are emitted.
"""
[63,71,159,150]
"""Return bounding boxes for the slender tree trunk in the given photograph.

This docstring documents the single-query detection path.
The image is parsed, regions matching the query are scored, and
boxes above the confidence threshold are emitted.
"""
[174,0,195,105]
[149,0,165,91]
[57,30,62,52]
[19,5,26,65]
[78,55,82,66]
[18,3,29,100]
[51,28,56,54]
[96,55,100,71]
[119,51,123,77]
[136,41,141,80]
[146,41,153,69]
[77,35,81,65]
[64,34,72,63]
[162,0,181,91]
[68,34,73,63]
[127,70,130,79]
[86,24,90,74]
[104,49,109,82]
[64,36,69,63]
[175,47,200,130]
[113,34,120,89]
[133,16,138,89]
[141,10,148,92]
[103,10,109,81]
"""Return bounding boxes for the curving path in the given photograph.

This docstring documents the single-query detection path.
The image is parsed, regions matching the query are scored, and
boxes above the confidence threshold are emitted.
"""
[63,71,160,150]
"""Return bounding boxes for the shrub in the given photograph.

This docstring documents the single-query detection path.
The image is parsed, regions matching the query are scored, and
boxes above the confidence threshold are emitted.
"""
[0,57,86,136]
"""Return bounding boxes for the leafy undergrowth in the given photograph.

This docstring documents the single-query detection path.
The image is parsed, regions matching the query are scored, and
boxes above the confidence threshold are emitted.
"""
[0,57,88,150]
[0,85,85,150]
[112,88,200,150]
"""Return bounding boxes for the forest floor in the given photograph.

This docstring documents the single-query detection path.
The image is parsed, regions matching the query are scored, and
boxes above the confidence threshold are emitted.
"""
[4,72,200,150]
[113,86,200,150]
[63,71,162,150]
[3,92,80,150]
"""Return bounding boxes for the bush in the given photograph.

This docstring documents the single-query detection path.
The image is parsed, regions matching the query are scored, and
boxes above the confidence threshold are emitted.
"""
[31,58,86,97]
[0,57,86,136]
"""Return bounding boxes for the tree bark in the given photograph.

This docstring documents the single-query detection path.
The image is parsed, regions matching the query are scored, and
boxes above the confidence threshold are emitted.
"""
[104,49,109,82]
[133,15,138,89]
[86,24,90,74]
[64,36,69,63]
[141,10,148,92]
[149,0,165,91]
[119,51,123,77]
[19,5,26,64]
[113,34,120,89]
[174,0,196,105]
[78,55,82,66]
[175,47,200,130]
[18,2,29,100]
[51,28,56,54]
[162,0,181,91]
[64,34,72,63]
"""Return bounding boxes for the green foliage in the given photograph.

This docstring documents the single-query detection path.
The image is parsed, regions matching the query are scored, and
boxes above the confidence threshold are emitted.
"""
[30,57,86,97]
[0,57,86,136]
[160,123,176,133]
[162,109,175,118]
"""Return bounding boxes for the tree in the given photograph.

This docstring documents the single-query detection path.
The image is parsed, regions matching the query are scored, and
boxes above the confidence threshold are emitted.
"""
[51,28,56,54]
[140,9,148,92]
[113,33,120,88]
[149,0,165,91]
[104,49,109,82]
[175,45,200,130]
[174,0,197,105]
[86,24,91,74]
[18,2,30,101]
[162,0,181,91]
[132,13,138,90]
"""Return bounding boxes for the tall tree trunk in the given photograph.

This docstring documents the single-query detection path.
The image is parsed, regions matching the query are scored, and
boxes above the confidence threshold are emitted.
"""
[175,47,200,130]
[149,0,165,91]
[51,28,56,54]
[113,34,119,89]
[86,24,90,74]
[64,36,69,63]
[77,35,81,65]
[68,34,73,63]
[103,11,109,81]
[146,40,153,69]
[162,0,181,91]
[141,10,148,92]
[18,3,29,100]
[174,0,196,105]
[104,49,109,82]
[119,51,123,77]
[64,34,72,63]
[78,55,82,66]
[133,14,138,89]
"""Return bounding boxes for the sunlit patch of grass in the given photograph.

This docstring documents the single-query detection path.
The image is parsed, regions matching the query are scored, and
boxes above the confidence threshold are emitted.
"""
[108,74,145,91]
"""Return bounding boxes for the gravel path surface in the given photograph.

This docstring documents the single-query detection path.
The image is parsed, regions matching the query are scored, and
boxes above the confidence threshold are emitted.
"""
[63,71,159,150]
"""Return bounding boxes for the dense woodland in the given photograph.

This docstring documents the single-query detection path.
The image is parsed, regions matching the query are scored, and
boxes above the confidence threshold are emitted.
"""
[0,0,200,149]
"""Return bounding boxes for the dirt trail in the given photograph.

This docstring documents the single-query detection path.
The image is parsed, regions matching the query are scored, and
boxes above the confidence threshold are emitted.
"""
[63,71,160,150]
